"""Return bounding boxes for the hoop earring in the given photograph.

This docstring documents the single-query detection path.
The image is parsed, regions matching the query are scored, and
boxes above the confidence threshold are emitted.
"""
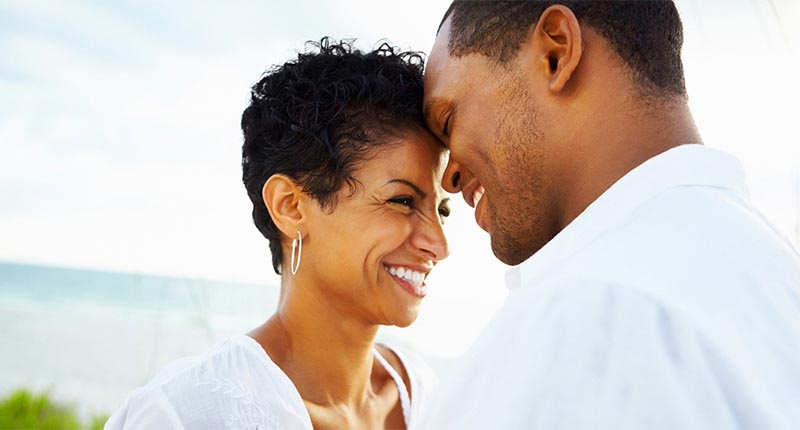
[290,229,302,275]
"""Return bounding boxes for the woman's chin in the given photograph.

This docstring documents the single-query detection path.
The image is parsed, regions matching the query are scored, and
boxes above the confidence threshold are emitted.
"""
[391,317,416,328]
[382,305,420,328]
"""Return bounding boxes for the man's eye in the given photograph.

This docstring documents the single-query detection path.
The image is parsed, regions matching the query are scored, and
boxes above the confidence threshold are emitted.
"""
[439,206,451,218]
[442,116,451,137]
[389,196,415,208]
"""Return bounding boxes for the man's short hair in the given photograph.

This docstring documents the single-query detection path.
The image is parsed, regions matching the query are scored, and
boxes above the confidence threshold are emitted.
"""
[440,0,686,99]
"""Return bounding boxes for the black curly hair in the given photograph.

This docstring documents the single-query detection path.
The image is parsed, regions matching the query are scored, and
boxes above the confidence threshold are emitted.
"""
[440,0,686,99]
[241,38,427,274]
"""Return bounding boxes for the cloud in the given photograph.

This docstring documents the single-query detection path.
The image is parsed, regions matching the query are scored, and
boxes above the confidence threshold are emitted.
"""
[0,0,798,292]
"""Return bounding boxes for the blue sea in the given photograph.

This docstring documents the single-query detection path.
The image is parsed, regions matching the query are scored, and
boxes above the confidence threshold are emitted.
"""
[0,260,280,416]
[0,260,278,316]
[0,260,455,416]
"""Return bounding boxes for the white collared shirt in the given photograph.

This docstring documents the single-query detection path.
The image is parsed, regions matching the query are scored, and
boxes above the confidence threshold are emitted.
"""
[419,145,800,430]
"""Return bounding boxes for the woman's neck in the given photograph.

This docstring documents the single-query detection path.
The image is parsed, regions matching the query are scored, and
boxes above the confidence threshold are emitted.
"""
[250,275,380,407]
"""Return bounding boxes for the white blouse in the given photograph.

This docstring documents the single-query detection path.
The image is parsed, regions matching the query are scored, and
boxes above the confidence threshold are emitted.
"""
[106,334,437,430]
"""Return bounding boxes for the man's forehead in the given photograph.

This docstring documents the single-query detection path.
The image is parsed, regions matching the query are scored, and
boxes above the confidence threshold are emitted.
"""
[423,18,455,112]
[426,17,450,75]
[429,15,452,69]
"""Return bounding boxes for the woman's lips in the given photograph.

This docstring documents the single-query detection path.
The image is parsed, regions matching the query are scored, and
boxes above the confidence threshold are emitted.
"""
[383,264,428,297]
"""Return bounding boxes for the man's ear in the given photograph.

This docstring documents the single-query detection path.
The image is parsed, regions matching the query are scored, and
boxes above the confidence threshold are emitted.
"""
[530,4,583,93]
[262,174,308,239]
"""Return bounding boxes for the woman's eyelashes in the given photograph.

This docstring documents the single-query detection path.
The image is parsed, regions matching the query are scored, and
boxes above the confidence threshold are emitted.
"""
[388,195,415,209]
[388,196,449,221]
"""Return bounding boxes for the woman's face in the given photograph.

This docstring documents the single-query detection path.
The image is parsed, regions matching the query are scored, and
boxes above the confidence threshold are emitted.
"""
[302,127,450,327]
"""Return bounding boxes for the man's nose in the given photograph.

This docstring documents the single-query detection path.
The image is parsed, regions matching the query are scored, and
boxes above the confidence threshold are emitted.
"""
[442,157,463,193]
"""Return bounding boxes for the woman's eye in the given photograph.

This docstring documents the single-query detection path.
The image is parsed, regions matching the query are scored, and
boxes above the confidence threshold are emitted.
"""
[442,116,451,137]
[389,196,415,208]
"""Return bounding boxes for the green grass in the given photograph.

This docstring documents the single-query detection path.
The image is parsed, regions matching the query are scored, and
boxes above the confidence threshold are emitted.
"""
[0,388,108,430]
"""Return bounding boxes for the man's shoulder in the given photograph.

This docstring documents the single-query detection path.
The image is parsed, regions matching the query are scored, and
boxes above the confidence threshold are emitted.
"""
[556,184,800,307]
[612,181,789,255]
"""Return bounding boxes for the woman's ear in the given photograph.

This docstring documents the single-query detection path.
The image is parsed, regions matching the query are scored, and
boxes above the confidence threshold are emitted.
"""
[262,174,307,238]
[530,4,583,93]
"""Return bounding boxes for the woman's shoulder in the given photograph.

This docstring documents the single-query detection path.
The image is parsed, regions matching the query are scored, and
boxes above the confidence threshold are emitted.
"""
[144,335,275,388]
[106,335,310,430]
[376,342,439,419]
[377,343,438,386]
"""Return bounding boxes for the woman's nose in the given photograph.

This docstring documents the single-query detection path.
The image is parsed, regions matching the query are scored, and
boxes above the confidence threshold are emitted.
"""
[412,214,450,262]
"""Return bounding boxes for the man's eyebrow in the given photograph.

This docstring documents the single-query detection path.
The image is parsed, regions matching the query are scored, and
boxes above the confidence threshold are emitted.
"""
[422,101,450,149]
[440,197,451,206]
[385,179,427,199]
[422,98,443,125]
[422,102,433,121]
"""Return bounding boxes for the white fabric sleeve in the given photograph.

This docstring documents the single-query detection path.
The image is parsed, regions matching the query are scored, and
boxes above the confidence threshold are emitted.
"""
[420,281,775,430]
[104,387,183,430]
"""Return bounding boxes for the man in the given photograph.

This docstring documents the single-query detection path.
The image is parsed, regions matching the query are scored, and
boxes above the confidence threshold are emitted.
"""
[420,1,800,428]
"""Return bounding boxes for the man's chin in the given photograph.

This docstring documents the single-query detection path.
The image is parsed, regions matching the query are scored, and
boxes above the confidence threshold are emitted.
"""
[490,233,540,266]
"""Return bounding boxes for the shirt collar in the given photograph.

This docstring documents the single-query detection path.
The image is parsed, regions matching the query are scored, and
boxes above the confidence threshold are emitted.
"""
[505,144,750,291]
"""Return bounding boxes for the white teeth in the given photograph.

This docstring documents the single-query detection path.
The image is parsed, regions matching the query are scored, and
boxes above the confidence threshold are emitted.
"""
[385,265,426,288]
[473,185,485,207]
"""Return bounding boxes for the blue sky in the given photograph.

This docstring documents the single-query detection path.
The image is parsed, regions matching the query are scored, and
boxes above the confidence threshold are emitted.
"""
[1,0,799,357]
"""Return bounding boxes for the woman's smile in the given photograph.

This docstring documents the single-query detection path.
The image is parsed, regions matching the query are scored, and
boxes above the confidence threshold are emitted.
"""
[383,263,430,297]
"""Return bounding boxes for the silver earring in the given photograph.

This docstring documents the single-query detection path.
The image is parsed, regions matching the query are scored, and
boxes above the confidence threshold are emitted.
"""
[290,229,302,275]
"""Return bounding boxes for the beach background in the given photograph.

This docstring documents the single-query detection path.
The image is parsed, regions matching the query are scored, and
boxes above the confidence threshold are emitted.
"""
[0,258,499,420]
[0,261,273,417]
[1,0,799,423]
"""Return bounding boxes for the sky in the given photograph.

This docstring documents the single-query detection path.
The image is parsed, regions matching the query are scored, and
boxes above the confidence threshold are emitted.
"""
[1,0,799,358]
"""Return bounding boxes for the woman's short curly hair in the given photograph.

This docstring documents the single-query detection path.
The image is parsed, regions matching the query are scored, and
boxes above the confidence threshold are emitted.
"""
[241,38,427,274]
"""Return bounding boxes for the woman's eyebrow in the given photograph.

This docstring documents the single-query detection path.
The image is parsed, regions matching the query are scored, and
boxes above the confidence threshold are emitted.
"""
[385,179,427,199]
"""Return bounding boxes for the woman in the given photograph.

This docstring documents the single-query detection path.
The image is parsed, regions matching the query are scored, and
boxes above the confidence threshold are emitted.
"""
[105,39,450,430]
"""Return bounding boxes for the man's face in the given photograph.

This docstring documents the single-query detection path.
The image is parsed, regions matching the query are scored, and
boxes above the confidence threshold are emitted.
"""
[424,18,562,265]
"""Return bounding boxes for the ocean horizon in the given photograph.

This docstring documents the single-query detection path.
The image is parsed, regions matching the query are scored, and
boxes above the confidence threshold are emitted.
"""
[0,260,280,316]
[0,259,475,420]
[0,260,281,419]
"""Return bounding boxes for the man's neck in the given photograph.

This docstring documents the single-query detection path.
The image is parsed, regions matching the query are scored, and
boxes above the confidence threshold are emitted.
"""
[558,100,702,230]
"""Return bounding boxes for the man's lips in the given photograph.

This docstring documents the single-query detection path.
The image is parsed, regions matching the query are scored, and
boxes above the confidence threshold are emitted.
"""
[472,185,485,208]
[461,179,489,232]
[461,180,485,208]
[474,193,489,232]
